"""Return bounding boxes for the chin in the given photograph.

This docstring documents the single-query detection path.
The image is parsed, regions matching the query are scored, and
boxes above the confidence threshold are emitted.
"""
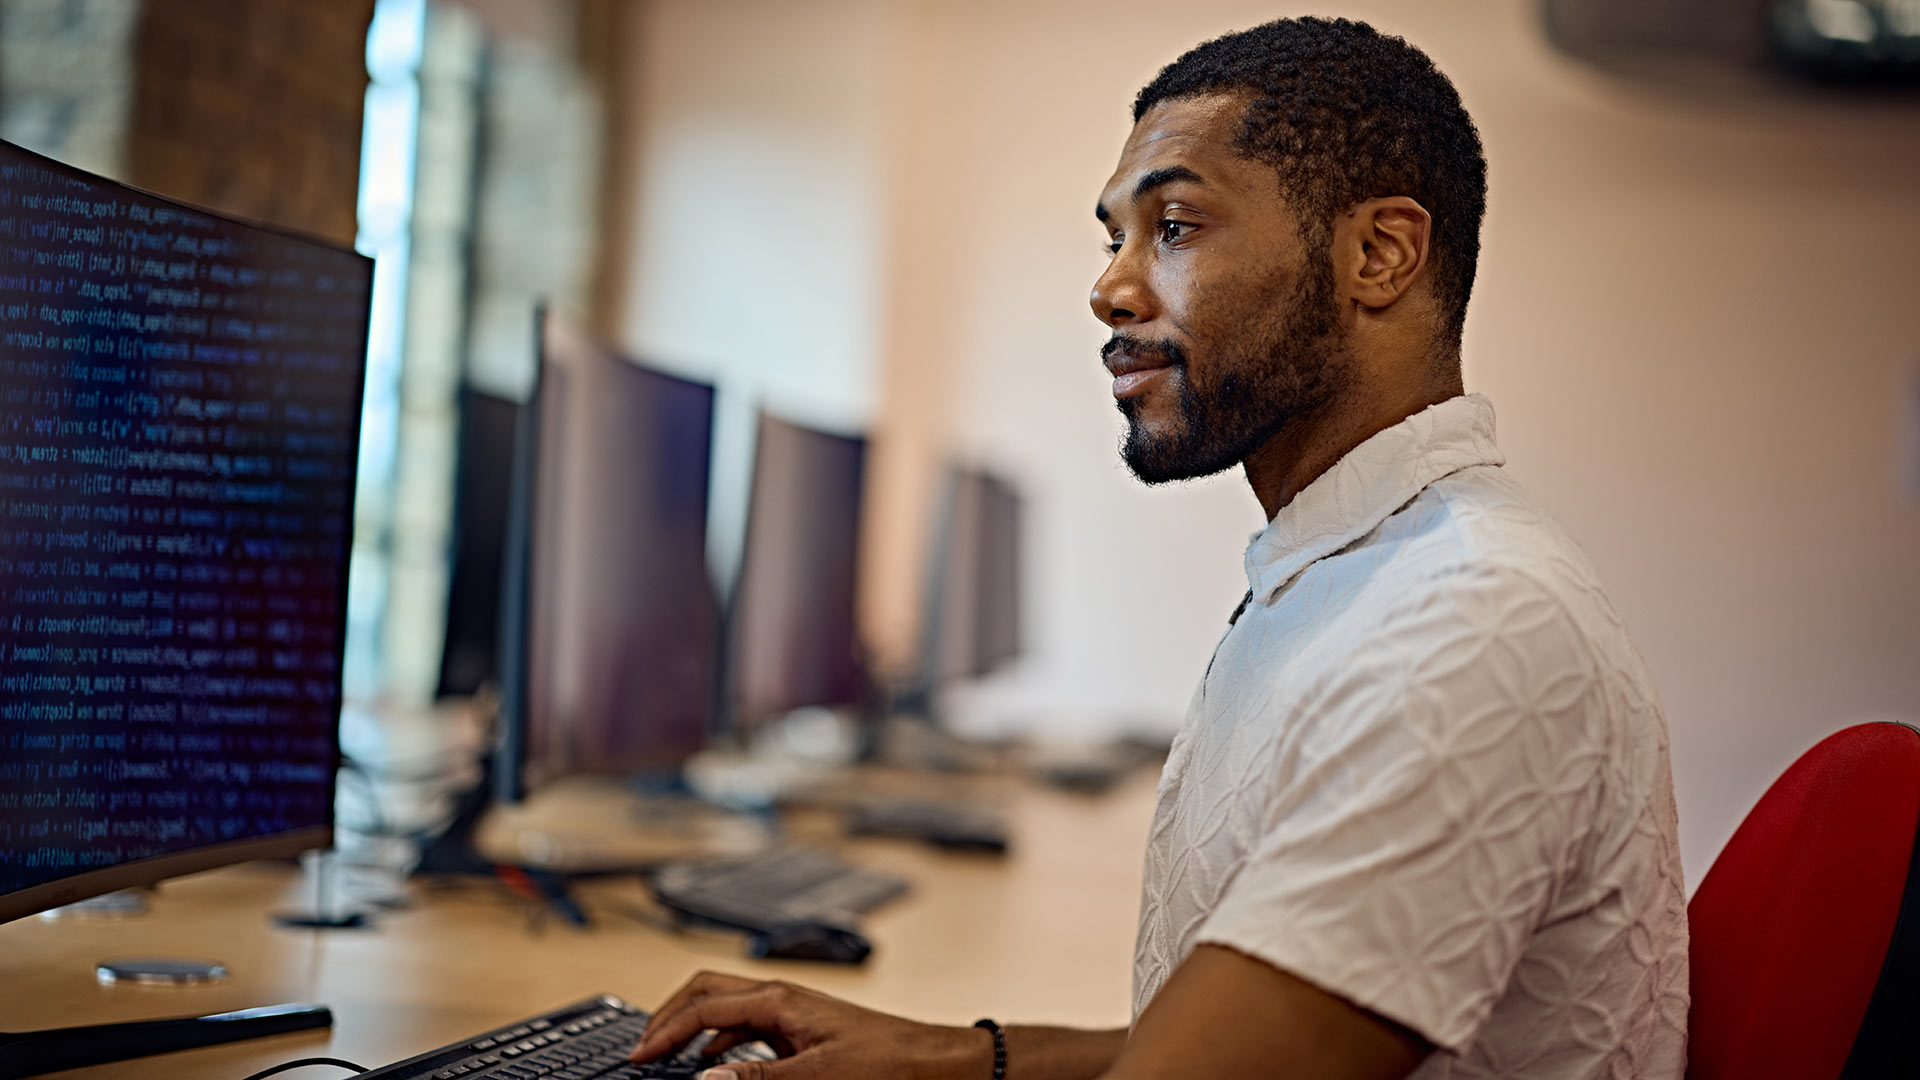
[1121,425,1231,485]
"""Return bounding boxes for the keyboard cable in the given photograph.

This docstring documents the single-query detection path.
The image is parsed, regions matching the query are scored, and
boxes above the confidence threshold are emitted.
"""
[234,1056,368,1080]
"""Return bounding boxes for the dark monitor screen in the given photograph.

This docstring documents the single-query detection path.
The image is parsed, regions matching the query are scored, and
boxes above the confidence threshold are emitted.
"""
[511,313,719,792]
[437,388,520,699]
[0,140,369,922]
[974,472,1022,674]
[728,413,868,728]
[922,467,1023,685]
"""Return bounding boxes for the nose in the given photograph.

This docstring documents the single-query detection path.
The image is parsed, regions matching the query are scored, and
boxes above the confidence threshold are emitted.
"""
[1090,245,1153,327]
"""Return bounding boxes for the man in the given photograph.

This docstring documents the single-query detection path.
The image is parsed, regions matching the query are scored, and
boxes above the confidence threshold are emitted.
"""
[630,17,1688,1080]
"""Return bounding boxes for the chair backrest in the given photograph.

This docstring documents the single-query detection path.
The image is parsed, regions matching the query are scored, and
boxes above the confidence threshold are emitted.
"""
[1687,722,1920,1080]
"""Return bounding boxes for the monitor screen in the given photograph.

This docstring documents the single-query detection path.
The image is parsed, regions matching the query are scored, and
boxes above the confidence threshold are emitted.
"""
[510,313,719,792]
[728,413,868,728]
[974,472,1022,675]
[437,388,521,699]
[0,140,370,921]
[921,466,1023,686]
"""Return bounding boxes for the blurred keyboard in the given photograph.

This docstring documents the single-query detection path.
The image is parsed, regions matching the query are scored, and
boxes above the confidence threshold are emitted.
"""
[357,995,773,1079]
[649,845,907,930]
[845,798,1010,853]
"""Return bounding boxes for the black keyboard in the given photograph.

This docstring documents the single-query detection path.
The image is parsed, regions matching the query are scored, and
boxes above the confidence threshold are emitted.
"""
[649,845,908,931]
[358,995,774,1079]
[845,798,1011,853]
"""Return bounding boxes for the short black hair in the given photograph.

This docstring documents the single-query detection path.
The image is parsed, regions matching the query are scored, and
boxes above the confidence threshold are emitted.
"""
[1134,17,1487,350]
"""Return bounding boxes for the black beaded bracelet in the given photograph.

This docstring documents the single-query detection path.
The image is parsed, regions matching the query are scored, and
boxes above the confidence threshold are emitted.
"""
[973,1018,1007,1080]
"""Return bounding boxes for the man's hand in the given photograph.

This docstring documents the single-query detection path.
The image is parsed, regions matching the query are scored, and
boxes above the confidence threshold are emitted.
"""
[627,971,989,1080]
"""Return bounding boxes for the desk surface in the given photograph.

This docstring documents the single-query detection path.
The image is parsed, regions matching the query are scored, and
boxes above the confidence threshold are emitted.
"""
[0,773,1157,1079]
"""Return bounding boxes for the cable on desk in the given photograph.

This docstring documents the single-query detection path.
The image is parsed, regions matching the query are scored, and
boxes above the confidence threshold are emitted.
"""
[234,1056,368,1080]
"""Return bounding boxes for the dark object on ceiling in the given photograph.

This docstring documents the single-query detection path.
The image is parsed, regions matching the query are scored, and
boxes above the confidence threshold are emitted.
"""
[1543,0,1920,91]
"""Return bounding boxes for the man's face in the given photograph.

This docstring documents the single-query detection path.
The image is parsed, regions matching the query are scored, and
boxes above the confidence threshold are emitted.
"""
[1092,94,1348,484]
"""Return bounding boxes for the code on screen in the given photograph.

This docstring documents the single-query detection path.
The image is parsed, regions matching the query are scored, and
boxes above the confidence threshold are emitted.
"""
[0,144,370,896]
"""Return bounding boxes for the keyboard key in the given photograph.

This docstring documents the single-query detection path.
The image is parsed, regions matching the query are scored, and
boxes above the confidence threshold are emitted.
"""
[354,997,668,1079]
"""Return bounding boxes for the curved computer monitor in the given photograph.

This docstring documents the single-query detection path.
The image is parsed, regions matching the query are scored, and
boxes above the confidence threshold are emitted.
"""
[725,412,869,733]
[919,465,1023,688]
[437,388,522,699]
[0,139,370,923]
[496,311,720,799]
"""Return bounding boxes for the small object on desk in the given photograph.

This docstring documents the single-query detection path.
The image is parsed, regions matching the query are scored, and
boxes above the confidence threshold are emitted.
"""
[845,798,1011,854]
[1033,759,1134,795]
[1026,737,1157,795]
[746,920,872,965]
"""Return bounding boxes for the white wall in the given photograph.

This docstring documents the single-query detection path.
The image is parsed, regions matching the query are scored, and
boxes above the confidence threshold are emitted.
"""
[1462,34,1920,878]
[614,0,1920,883]
[616,0,894,585]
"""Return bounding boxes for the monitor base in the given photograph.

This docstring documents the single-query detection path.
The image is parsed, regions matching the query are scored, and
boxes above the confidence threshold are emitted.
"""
[268,850,374,932]
[271,911,372,931]
[0,1002,331,1078]
[94,957,228,985]
[36,890,151,921]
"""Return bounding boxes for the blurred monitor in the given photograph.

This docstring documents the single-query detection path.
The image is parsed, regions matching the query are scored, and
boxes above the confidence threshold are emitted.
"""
[975,471,1023,674]
[436,388,521,699]
[497,312,720,801]
[0,138,370,922]
[725,413,869,733]
[920,467,1024,687]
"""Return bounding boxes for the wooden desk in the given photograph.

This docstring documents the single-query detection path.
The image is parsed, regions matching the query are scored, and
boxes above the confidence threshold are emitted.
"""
[0,773,1156,1078]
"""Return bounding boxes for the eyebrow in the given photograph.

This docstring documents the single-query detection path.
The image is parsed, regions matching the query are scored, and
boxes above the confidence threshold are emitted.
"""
[1095,165,1208,222]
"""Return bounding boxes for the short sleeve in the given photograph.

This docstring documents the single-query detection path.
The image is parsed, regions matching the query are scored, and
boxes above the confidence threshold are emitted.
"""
[1192,562,1608,1053]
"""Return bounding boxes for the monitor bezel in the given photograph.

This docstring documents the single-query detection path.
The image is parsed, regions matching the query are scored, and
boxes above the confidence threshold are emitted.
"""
[0,827,331,924]
[0,137,370,924]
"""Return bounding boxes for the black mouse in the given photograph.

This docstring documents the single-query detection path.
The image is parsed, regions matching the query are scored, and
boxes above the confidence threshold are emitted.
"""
[746,920,873,964]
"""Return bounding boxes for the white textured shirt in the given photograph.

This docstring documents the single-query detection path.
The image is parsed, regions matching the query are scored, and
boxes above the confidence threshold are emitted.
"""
[1131,395,1689,1078]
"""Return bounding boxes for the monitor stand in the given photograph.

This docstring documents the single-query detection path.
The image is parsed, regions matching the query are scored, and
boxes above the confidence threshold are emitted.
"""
[411,750,597,927]
[271,851,372,931]
[0,1001,332,1078]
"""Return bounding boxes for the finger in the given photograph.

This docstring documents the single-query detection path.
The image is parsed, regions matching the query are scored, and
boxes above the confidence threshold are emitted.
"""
[703,1048,831,1080]
[632,985,802,1064]
[649,971,761,1034]
[633,972,763,1059]
[696,1030,755,1059]
[700,1029,792,1061]
[636,986,795,1061]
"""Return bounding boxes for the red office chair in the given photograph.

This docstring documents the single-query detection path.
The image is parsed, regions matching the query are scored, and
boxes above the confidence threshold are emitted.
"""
[1687,721,1920,1080]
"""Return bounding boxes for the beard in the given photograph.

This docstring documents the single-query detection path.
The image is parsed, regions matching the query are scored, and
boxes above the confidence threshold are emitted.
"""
[1112,252,1349,485]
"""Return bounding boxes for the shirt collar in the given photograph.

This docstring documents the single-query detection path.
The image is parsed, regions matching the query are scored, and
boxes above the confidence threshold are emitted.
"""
[1244,393,1504,602]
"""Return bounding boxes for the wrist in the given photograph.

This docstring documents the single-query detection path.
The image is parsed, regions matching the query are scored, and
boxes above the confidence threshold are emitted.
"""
[914,1022,997,1080]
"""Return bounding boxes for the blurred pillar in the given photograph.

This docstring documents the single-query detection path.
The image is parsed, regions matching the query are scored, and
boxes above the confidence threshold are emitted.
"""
[127,0,375,247]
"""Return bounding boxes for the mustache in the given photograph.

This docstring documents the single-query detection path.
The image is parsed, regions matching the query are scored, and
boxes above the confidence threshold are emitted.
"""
[1101,334,1186,369]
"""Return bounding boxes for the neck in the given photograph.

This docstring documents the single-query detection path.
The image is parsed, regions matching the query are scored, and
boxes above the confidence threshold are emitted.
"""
[1243,366,1463,521]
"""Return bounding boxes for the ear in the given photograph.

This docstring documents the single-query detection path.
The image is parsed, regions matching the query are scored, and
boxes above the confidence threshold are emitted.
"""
[1334,196,1432,312]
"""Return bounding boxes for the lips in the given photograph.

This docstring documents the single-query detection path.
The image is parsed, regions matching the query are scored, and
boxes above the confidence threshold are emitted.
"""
[1104,347,1177,399]
[1111,367,1170,398]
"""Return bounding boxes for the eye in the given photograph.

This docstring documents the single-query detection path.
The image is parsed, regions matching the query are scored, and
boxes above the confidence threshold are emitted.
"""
[1103,233,1124,257]
[1158,219,1191,244]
